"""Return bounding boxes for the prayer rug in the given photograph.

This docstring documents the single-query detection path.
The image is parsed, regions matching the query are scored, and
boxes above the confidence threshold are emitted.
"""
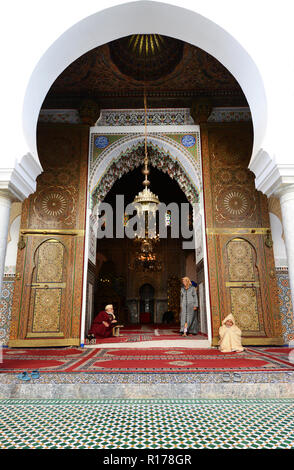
[1,347,294,374]
[86,325,207,345]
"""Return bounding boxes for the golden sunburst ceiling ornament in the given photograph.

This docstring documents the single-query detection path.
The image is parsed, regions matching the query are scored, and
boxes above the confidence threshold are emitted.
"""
[109,34,184,81]
[128,34,164,56]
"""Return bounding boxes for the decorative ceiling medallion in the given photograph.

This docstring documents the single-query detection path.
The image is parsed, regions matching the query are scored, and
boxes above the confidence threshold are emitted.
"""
[128,35,164,56]
[109,34,184,81]
[181,135,196,148]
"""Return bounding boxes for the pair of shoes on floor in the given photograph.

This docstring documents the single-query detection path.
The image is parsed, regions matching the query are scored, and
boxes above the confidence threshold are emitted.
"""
[86,334,95,343]
[17,370,40,381]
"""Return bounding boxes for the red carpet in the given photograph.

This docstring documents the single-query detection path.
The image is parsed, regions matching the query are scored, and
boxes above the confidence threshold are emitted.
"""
[1,346,294,373]
[89,324,208,345]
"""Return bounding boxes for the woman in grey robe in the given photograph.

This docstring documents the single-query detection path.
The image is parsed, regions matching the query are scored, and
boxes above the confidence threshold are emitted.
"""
[180,276,198,336]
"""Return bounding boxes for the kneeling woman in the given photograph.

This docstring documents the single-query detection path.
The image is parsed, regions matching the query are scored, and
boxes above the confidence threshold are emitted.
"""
[88,304,117,338]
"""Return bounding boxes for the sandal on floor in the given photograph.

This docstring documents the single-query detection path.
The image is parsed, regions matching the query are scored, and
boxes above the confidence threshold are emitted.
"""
[17,371,31,381]
[31,370,40,379]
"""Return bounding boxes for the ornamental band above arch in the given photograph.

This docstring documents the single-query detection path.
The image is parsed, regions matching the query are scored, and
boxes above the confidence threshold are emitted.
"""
[90,138,201,205]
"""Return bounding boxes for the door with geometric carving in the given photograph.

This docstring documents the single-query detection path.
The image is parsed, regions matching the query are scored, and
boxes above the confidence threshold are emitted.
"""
[9,233,82,346]
[26,239,66,339]
[225,238,265,336]
[201,122,283,345]
[9,124,88,347]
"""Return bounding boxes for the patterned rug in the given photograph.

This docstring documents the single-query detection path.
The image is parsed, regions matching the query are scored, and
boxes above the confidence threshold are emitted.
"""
[86,325,207,345]
[1,346,294,374]
[0,398,293,449]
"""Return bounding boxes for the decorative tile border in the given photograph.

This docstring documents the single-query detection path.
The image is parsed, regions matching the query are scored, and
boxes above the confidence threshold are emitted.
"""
[4,266,15,276]
[0,280,14,346]
[0,398,293,404]
[97,108,194,126]
[38,107,252,126]
[0,371,293,384]
[276,267,294,343]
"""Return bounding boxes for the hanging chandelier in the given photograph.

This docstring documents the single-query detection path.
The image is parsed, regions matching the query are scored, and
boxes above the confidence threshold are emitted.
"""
[128,92,162,272]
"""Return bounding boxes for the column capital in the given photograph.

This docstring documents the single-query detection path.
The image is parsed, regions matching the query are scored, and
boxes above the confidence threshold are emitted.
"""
[277,184,294,204]
[0,190,14,205]
[249,148,294,197]
[0,152,42,202]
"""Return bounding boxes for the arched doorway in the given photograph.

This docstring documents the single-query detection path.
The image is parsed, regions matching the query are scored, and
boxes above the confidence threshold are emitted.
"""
[87,160,208,338]
[22,1,267,166]
[8,6,283,347]
[139,283,155,324]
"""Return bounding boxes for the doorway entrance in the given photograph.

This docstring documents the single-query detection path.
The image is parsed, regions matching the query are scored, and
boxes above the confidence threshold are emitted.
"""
[139,283,155,324]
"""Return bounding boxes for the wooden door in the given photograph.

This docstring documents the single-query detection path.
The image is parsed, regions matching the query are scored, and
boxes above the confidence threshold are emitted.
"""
[201,123,283,345]
[9,124,88,346]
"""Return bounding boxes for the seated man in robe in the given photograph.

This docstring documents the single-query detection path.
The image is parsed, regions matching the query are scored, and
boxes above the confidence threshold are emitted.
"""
[218,313,244,353]
[88,304,117,339]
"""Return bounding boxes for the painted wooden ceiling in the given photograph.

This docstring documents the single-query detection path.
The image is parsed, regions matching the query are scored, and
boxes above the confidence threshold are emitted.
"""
[43,35,247,109]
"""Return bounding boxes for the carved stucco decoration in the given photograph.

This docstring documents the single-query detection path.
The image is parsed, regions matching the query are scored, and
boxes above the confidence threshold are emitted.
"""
[90,138,200,206]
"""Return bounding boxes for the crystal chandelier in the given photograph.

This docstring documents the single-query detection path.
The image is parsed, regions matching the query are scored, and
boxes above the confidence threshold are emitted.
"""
[128,93,162,272]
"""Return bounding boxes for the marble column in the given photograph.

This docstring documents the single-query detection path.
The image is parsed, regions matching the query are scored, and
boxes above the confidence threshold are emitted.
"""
[278,184,294,310]
[0,191,12,296]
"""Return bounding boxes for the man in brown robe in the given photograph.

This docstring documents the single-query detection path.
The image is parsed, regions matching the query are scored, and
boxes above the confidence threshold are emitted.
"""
[88,304,117,338]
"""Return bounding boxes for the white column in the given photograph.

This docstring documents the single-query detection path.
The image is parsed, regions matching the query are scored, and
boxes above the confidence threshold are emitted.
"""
[0,191,12,295]
[278,184,294,309]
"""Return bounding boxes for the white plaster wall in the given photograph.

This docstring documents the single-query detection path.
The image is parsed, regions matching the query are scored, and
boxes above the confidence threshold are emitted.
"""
[3,0,289,172]
[4,215,21,275]
[269,212,288,267]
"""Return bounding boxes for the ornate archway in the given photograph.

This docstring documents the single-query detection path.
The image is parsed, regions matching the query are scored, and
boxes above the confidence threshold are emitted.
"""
[83,128,212,341]
[89,134,201,205]
[22,2,267,168]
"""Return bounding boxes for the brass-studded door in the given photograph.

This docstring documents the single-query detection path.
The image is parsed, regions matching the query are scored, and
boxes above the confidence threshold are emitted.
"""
[9,124,88,347]
[10,232,84,346]
[201,122,283,345]
[27,239,67,339]
[225,238,265,337]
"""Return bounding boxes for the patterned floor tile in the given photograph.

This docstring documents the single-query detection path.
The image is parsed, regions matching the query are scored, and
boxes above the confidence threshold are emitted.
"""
[0,399,293,449]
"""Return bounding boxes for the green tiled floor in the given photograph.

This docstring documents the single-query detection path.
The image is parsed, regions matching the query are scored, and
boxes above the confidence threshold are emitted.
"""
[0,399,293,449]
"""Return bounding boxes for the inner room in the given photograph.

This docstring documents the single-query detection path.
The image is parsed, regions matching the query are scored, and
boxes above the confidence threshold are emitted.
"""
[86,164,208,344]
